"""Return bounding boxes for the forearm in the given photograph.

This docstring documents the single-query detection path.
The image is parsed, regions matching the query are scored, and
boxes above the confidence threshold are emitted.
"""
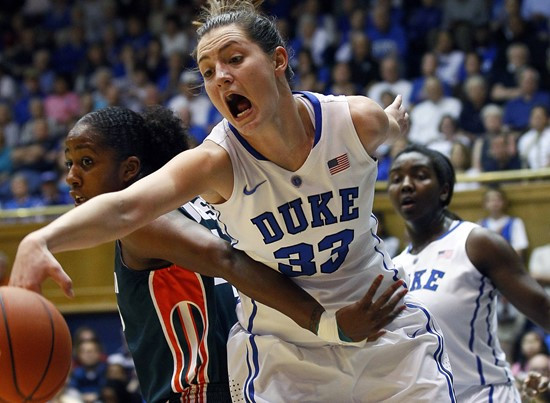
[30,192,140,254]
[221,247,324,333]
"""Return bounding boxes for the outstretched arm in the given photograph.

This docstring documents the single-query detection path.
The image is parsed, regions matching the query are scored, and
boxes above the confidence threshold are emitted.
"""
[466,227,550,331]
[10,208,407,342]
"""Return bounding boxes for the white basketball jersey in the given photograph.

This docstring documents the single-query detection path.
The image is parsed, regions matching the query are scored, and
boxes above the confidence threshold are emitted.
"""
[206,91,406,345]
[393,220,515,396]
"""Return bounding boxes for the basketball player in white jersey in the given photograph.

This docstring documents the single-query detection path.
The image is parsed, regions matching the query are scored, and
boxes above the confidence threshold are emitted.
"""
[389,144,550,402]
[11,1,457,401]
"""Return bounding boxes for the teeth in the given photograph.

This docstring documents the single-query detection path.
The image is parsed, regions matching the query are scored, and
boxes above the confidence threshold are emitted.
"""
[237,109,248,118]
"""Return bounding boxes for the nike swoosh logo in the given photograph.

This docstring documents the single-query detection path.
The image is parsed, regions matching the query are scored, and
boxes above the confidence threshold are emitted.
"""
[243,180,266,195]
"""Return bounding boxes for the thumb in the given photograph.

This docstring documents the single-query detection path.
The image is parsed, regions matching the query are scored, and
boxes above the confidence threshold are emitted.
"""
[50,266,74,298]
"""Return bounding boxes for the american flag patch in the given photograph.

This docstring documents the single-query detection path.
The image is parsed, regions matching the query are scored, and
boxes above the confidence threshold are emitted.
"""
[327,153,350,175]
[437,250,453,259]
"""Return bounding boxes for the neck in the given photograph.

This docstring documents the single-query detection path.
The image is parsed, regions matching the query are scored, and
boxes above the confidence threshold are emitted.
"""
[407,210,453,254]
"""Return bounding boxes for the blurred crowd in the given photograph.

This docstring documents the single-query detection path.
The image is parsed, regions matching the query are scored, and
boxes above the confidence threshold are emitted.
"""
[1,0,550,400]
[0,0,549,210]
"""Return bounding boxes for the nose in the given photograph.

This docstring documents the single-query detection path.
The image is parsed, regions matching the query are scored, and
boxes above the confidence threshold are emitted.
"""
[216,65,233,87]
[65,165,81,188]
[401,175,414,192]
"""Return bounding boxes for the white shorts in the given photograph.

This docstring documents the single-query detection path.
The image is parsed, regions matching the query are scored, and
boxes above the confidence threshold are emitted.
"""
[457,382,521,403]
[227,297,456,403]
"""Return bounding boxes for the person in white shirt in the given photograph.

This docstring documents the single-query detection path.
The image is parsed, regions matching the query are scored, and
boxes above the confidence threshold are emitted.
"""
[517,105,550,169]
[408,76,462,145]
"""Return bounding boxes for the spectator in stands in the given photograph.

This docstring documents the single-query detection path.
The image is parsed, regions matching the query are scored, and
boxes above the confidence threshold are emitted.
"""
[157,52,187,103]
[328,62,356,96]
[408,76,462,145]
[290,11,333,68]
[448,141,480,192]
[490,42,530,103]
[517,105,550,169]
[512,330,549,381]
[431,29,465,89]
[31,49,55,95]
[0,63,17,104]
[167,70,213,136]
[503,67,550,133]
[479,186,529,261]
[3,173,44,210]
[427,114,471,158]
[161,14,189,59]
[441,0,490,31]
[335,32,379,94]
[367,56,412,110]
[38,170,71,206]
[144,37,166,83]
[13,68,44,127]
[44,74,81,127]
[366,2,408,62]
[405,0,443,77]
[529,236,550,292]
[409,52,452,106]
[68,339,108,403]
[458,74,490,139]
[472,103,518,172]
[52,25,87,76]
[0,102,20,149]
[12,117,60,181]
[120,15,151,61]
[493,9,548,81]
[19,97,62,145]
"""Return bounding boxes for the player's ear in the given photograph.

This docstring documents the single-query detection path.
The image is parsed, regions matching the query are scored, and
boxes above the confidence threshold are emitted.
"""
[121,156,141,183]
[273,46,288,77]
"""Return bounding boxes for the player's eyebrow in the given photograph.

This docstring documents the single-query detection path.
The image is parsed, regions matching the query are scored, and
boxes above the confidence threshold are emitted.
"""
[198,41,239,65]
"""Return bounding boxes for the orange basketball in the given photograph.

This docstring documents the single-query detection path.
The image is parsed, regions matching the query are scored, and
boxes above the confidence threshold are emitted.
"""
[0,286,73,402]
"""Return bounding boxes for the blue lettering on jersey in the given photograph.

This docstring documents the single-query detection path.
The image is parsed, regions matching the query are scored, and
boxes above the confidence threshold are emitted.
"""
[409,269,446,291]
[250,187,359,276]
[308,192,337,227]
[250,187,359,244]
[278,198,308,235]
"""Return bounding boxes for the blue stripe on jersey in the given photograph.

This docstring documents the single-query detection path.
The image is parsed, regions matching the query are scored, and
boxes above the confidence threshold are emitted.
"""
[244,301,260,403]
[404,220,465,254]
[469,276,487,384]
[406,303,456,403]
[371,229,401,282]
[489,384,494,403]
[293,91,322,147]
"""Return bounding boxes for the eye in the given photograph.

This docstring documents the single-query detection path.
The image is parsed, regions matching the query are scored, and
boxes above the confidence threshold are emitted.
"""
[229,55,243,64]
[81,157,93,167]
[201,68,213,79]
[389,174,401,184]
[64,160,73,170]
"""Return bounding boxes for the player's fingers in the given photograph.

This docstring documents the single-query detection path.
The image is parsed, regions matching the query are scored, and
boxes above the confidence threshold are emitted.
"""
[370,279,406,310]
[375,305,406,329]
[391,94,403,107]
[50,267,74,298]
[357,274,384,308]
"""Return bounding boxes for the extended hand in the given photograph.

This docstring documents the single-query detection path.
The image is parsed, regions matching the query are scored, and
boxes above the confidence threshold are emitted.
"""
[9,233,74,298]
[521,371,549,399]
[335,275,407,342]
[384,94,409,135]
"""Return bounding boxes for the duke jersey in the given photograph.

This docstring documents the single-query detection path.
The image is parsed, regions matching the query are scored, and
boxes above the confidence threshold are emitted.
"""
[393,220,517,399]
[114,197,238,403]
[206,92,455,402]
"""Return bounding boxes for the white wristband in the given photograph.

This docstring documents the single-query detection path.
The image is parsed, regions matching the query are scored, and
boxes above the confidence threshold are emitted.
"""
[316,311,341,343]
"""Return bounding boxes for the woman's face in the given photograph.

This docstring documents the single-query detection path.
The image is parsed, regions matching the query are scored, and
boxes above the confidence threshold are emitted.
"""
[197,25,285,134]
[64,124,132,206]
[388,151,448,222]
[521,332,543,358]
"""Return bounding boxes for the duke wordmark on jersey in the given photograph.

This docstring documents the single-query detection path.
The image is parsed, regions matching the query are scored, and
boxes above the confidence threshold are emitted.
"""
[248,186,360,277]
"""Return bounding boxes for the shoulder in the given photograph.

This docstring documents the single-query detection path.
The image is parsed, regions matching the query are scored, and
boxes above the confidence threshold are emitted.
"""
[347,95,388,148]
